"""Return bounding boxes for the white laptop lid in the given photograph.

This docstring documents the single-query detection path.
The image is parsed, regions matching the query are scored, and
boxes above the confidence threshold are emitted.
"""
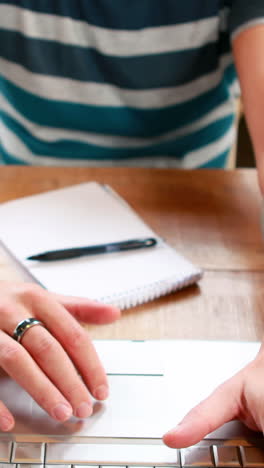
[0,340,261,440]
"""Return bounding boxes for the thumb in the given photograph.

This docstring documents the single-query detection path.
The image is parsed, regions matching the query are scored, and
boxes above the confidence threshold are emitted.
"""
[52,293,121,324]
[163,376,241,448]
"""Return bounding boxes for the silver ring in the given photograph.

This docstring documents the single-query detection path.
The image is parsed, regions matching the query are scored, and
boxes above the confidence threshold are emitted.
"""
[13,318,45,343]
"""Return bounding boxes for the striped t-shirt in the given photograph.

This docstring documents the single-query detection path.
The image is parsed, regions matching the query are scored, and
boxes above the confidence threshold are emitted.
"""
[0,1,263,167]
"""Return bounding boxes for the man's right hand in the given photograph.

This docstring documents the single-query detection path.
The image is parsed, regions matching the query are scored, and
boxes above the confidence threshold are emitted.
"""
[0,280,120,431]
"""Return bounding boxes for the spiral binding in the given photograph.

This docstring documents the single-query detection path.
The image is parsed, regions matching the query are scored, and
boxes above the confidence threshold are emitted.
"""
[96,271,202,310]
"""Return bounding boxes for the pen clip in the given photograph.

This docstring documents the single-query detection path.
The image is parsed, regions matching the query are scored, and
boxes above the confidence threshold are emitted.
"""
[117,238,157,251]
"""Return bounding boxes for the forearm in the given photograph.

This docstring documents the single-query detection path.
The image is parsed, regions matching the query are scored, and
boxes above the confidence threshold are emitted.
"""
[232,25,264,193]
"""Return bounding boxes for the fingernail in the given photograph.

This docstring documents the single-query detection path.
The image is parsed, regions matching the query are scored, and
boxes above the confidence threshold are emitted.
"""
[75,402,93,419]
[164,424,182,437]
[94,385,109,400]
[53,403,72,422]
[0,417,13,431]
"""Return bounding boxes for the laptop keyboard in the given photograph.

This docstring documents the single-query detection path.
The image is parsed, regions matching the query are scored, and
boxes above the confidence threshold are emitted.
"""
[0,440,264,468]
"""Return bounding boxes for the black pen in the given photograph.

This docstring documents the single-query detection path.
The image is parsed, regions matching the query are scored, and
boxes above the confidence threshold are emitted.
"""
[27,237,157,261]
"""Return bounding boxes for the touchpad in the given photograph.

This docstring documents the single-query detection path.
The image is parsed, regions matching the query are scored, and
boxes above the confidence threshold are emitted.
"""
[95,340,164,375]
[1,341,168,438]
[76,341,166,438]
[35,341,166,438]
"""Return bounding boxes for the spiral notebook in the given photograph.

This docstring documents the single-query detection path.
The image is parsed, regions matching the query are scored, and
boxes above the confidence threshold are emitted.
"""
[0,182,202,309]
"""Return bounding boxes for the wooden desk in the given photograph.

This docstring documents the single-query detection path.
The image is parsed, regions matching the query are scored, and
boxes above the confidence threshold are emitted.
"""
[0,167,263,342]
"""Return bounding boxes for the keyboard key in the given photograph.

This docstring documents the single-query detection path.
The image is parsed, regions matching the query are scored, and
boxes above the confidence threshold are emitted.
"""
[0,464,15,468]
[0,441,12,462]
[181,446,214,467]
[154,466,180,468]
[46,465,71,468]
[240,446,264,467]
[73,466,98,468]
[214,445,241,467]
[46,443,179,465]
[102,466,126,468]
[17,465,44,468]
[12,442,45,464]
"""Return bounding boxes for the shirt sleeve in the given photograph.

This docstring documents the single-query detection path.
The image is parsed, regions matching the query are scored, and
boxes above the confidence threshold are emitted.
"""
[229,0,264,40]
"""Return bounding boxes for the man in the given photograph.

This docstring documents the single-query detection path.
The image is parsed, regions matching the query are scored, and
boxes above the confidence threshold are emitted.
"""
[0,0,264,447]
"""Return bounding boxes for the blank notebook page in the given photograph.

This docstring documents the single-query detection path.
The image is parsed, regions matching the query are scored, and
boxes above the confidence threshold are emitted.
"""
[0,182,202,309]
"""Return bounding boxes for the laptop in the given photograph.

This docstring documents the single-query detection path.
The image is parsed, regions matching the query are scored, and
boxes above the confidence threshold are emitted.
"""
[0,339,263,468]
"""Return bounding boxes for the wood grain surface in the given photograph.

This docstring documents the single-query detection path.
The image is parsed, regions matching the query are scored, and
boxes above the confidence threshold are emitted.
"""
[0,167,263,342]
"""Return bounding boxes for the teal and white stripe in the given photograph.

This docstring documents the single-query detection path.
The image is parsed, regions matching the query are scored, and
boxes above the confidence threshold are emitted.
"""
[0,1,263,167]
[0,4,220,56]
[0,118,235,167]
[0,54,234,109]
[0,91,235,148]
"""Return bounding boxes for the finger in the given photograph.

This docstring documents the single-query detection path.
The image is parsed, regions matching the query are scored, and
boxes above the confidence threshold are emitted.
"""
[21,326,94,418]
[24,286,109,401]
[53,293,121,324]
[0,330,73,422]
[1,296,94,418]
[163,377,241,448]
[0,400,15,432]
